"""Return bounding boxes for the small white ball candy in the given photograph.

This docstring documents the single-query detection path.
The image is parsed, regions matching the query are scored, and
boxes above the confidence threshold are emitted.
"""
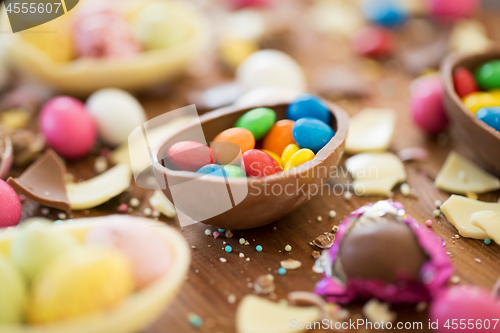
[86,88,146,146]
[236,50,307,92]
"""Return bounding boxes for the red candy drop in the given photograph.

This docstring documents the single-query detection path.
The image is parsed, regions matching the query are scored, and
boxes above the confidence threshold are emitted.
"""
[241,149,282,178]
[453,67,478,98]
[352,26,395,58]
[166,141,213,172]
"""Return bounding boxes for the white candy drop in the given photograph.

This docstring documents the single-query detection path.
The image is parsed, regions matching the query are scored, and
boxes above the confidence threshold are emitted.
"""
[86,88,146,146]
[236,50,307,92]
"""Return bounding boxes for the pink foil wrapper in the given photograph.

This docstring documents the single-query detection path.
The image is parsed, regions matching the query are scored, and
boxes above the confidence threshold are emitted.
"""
[315,201,454,304]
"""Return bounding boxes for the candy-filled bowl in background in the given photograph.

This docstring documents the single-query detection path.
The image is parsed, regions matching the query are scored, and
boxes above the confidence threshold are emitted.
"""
[441,51,500,176]
[0,0,208,96]
[0,216,190,333]
[152,101,349,230]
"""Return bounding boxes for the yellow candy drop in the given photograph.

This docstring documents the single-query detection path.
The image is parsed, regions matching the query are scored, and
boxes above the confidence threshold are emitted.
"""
[27,246,134,324]
[281,144,300,166]
[262,149,283,167]
[21,16,75,62]
[220,39,259,69]
[284,149,315,171]
[462,92,500,114]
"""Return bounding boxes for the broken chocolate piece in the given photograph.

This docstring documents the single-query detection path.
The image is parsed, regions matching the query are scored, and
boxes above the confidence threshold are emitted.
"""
[0,133,13,179]
[8,149,70,212]
[312,233,335,249]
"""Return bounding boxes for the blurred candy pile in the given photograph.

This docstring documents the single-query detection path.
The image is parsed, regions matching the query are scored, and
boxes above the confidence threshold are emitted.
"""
[0,218,173,325]
[21,0,192,62]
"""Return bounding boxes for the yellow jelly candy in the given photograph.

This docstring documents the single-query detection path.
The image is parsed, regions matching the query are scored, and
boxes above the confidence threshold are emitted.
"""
[281,144,300,166]
[27,246,134,324]
[220,39,259,69]
[284,149,315,171]
[462,92,500,114]
[21,16,75,62]
[262,149,283,167]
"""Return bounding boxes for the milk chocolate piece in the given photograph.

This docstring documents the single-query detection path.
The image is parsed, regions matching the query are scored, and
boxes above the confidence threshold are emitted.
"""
[336,213,428,283]
[8,149,70,212]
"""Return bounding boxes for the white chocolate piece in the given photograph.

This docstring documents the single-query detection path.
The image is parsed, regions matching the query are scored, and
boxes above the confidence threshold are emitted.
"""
[236,295,320,333]
[440,195,500,239]
[66,164,132,210]
[112,116,194,174]
[345,108,396,153]
[345,153,406,196]
[309,0,364,37]
[471,211,500,245]
[362,299,397,324]
[236,50,307,93]
[435,152,500,194]
[149,190,176,218]
[449,20,494,55]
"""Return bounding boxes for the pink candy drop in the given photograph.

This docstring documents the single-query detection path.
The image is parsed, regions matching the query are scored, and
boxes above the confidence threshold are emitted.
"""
[430,285,500,332]
[0,179,22,228]
[410,75,449,135]
[39,96,97,159]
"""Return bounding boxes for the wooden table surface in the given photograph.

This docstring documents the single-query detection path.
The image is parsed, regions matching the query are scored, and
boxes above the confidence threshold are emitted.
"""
[11,3,500,333]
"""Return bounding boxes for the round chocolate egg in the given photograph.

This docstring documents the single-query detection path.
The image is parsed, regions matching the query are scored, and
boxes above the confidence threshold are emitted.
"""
[361,0,407,28]
[292,118,335,154]
[27,246,134,324]
[286,94,331,125]
[475,60,500,90]
[262,119,295,156]
[39,96,97,159]
[477,107,500,132]
[453,67,478,98]
[236,50,307,92]
[315,200,454,304]
[430,285,500,332]
[241,149,282,178]
[86,88,146,146]
[10,225,79,282]
[0,254,27,324]
[410,75,448,135]
[235,107,276,140]
[352,26,395,58]
[0,180,22,228]
[85,219,172,290]
[166,141,213,172]
[212,127,255,165]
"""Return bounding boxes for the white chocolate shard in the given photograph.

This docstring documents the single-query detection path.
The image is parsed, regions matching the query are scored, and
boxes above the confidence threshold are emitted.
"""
[362,299,397,324]
[345,153,406,196]
[236,295,320,333]
[440,195,500,239]
[345,108,396,153]
[435,152,500,194]
[149,190,176,218]
[66,164,131,210]
[471,211,500,245]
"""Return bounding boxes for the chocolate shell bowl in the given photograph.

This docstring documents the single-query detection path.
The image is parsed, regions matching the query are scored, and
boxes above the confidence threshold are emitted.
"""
[0,1,208,96]
[441,51,500,176]
[152,102,349,230]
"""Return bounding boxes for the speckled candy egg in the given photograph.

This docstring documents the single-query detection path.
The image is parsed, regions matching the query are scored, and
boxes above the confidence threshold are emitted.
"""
[0,180,21,228]
[410,75,448,135]
[430,285,500,332]
[39,96,97,159]
[86,88,146,146]
[236,50,307,92]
